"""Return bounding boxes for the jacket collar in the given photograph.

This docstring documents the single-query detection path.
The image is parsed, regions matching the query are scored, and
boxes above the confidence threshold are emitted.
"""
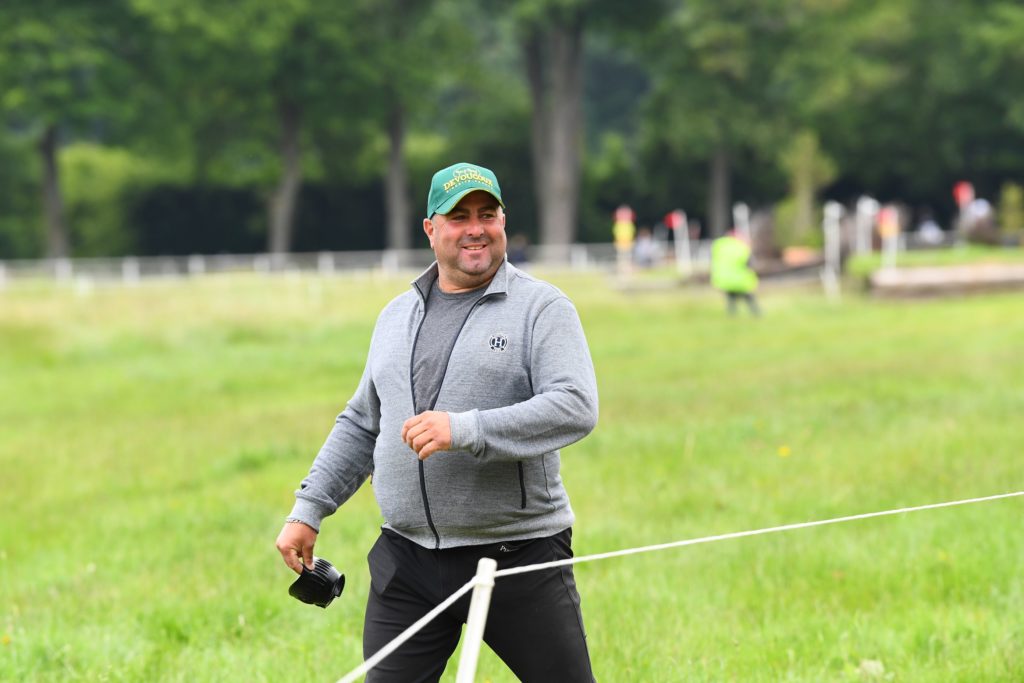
[412,256,511,302]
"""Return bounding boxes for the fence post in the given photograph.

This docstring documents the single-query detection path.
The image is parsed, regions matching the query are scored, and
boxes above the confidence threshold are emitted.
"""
[122,257,140,285]
[822,201,843,302]
[55,257,73,283]
[187,254,206,276]
[455,558,497,683]
[318,251,335,275]
[570,244,588,270]
[672,211,692,279]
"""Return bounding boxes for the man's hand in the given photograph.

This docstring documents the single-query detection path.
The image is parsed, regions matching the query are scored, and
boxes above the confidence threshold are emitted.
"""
[275,521,318,574]
[401,410,452,461]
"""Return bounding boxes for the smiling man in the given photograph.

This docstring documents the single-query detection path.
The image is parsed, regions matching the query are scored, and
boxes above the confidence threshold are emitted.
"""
[276,162,600,682]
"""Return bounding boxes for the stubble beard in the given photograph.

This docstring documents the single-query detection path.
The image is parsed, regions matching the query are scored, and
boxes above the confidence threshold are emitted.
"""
[448,241,504,288]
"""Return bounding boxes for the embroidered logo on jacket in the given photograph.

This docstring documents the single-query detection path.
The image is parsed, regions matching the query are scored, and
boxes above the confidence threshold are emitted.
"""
[488,334,508,352]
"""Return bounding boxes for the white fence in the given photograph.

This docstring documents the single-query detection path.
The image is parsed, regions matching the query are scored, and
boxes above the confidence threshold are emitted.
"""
[0,242,721,287]
[338,490,1024,682]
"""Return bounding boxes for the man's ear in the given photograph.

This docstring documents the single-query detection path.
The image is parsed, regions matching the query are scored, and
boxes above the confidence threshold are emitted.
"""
[423,217,435,248]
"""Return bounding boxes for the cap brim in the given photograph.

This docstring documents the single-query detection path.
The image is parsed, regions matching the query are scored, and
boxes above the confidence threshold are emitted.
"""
[433,188,504,217]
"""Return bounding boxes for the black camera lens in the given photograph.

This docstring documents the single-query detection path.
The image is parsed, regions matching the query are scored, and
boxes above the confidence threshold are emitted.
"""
[288,557,345,608]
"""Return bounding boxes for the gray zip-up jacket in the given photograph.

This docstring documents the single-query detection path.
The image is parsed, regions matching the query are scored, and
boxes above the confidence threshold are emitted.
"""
[288,259,599,549]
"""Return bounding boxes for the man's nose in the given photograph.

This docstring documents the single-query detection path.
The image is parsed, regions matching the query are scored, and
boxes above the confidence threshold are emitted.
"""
[464,217,484,236]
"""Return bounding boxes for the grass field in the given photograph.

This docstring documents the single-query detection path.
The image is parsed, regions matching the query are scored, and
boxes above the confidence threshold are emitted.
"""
[2,270,1023,682]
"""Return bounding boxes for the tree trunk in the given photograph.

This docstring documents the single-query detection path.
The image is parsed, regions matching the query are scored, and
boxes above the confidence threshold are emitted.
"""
[268,101,302,255]
[525,31,550,243]
[39,124,70,259]
[708,145,731,238]
[523,10,584,256]
[385,102,410,251]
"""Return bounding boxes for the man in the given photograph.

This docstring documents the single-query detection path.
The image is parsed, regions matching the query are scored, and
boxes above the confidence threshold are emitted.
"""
[710,227,761,316]
[275,162,599,682]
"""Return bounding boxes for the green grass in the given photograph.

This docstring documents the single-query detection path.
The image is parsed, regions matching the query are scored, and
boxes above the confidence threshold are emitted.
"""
[1,272,1022,682]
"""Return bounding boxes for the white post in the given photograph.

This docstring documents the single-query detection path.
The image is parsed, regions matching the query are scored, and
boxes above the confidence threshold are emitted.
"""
[732,202,750,242]
[122,257,140,285]
[318,251,335,275]
[455,558,497,683]
[672,211,692,279]
[879,205,901,270]
[855,196,878,255]
[822,201,842,302]
[381,249,400,275]
[187,254,205,276]
[883,233,899,269]
[55,257,73,283]
[570,244,588,270]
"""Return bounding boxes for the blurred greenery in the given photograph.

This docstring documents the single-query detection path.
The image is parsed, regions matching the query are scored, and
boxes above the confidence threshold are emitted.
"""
[1,0,1024,257]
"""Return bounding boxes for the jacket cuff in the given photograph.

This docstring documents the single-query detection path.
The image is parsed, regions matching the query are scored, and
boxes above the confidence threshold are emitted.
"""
[287,498,327,532]
[448,409,483,456]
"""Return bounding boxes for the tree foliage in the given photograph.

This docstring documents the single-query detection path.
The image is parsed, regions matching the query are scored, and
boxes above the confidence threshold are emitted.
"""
[3,0,1024,257]
[0,0,149,257]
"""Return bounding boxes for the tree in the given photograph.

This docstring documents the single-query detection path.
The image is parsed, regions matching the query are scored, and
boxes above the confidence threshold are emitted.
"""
[790,0,1024,215]
[972,2,1024,134]
[338,0,459,252]
[775,130,836,246]
[0,0,144,258]
[640,0,797,237]
[517,2,584,251]
[508,0,664,251]
[131,0,369,255]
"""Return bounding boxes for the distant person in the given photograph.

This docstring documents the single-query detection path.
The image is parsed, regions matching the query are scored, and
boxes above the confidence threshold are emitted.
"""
[916,213,944,246]
[275,162,599,682]
[633,227,659,268]
[965,197,999,244]
[711,228,761,316]
[612,204,636,276]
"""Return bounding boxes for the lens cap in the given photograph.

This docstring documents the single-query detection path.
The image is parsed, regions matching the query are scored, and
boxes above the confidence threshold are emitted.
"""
[288,557,345,608]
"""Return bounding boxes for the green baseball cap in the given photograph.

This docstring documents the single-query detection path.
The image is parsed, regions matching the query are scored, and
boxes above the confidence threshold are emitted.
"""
[426,162,504,218]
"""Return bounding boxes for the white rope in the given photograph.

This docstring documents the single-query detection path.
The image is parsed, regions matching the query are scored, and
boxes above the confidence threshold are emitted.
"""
[334,490,1022,682]
[335,580,476,683]
[495,490,1024,579]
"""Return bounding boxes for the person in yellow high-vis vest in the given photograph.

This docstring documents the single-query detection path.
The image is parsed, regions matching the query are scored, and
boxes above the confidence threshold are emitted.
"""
[612,205,636,277]
[711,229,761,316]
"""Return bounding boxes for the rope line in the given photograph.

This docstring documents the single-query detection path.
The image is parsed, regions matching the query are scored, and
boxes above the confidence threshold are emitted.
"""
[335,580,475,683]
[495,490,1024,578]
[334,490,1022,682]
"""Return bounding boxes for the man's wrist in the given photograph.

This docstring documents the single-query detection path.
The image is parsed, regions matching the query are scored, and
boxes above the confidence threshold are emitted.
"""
[286,517,318,532]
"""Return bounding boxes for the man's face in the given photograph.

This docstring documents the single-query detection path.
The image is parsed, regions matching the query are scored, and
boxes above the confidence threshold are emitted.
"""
[424,190,506,292]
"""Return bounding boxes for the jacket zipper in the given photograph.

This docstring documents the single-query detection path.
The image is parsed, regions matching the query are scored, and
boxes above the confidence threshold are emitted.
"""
[412,291,494,550]
[409,301,441,550]
[517,461,526,509]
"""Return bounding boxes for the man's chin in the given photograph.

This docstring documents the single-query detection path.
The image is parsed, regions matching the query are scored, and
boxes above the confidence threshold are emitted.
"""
[457,256,493,275]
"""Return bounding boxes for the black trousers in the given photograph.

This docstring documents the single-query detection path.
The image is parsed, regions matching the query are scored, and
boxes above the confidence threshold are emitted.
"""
[363,528,594,683]
[726,291,761,316]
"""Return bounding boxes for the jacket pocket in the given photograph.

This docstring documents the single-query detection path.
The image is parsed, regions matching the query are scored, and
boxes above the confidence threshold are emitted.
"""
[366,534,398,596]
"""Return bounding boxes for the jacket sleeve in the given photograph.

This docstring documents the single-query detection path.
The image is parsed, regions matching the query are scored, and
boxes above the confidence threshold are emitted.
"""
[288,340,380,531]
[448,296,598,463]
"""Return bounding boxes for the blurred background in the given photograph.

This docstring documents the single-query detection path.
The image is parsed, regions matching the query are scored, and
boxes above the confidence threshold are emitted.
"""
[2,0,1023,268]
[4,3,1024,680]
